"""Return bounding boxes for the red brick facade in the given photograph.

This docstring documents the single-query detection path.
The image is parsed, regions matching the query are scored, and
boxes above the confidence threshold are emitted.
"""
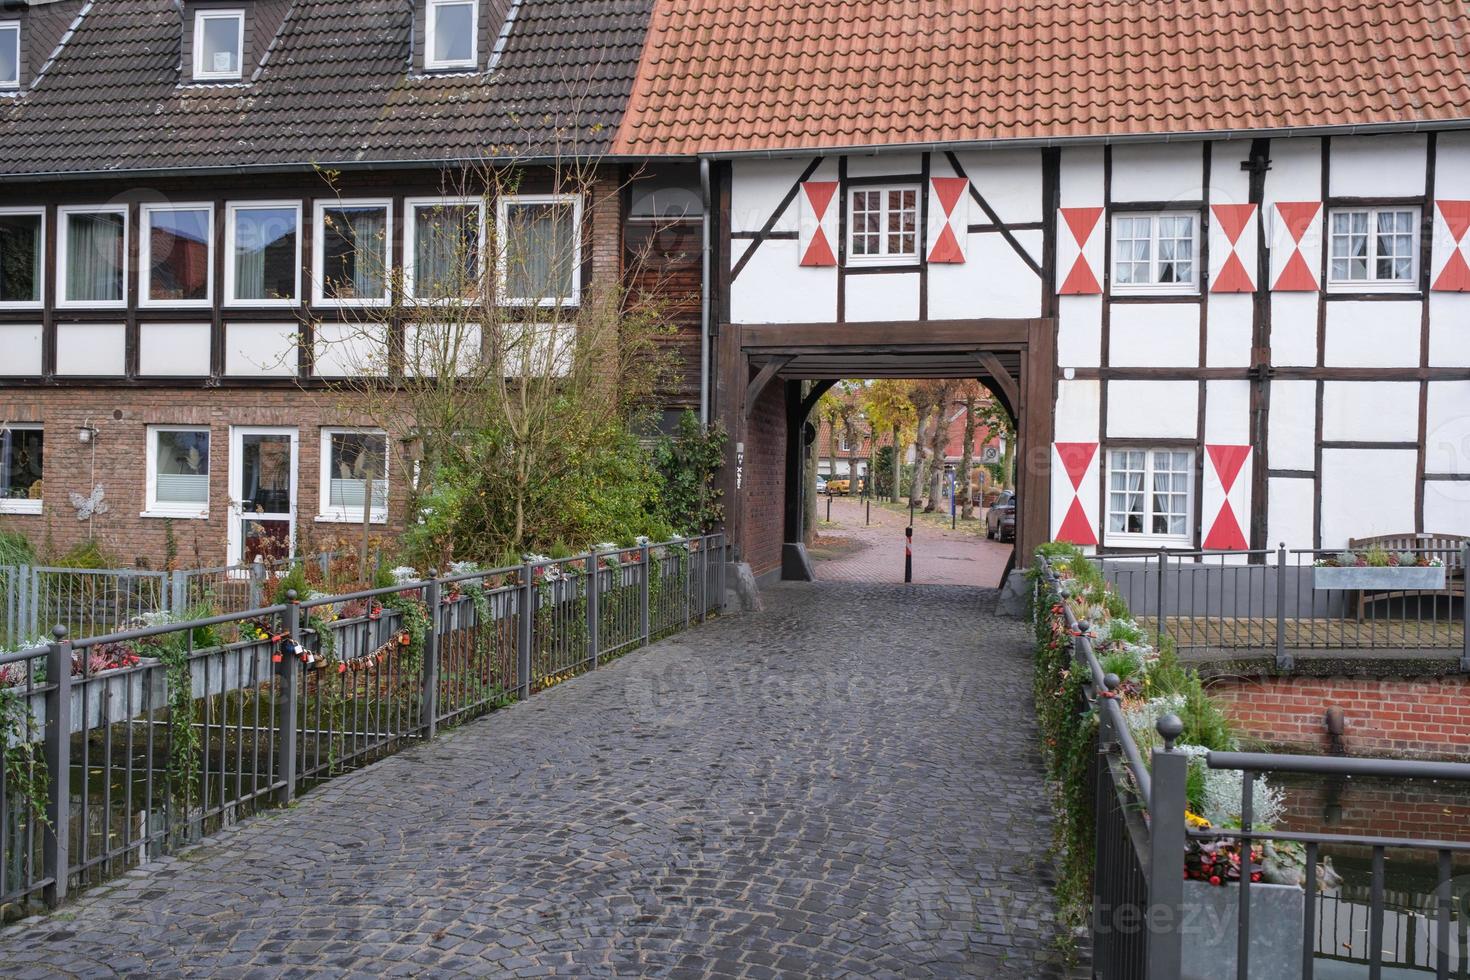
[741,382,787,578]
[1208,674,1470,762]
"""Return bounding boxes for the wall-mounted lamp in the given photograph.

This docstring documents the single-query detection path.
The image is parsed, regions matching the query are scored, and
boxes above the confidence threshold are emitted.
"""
[77,422,98,444]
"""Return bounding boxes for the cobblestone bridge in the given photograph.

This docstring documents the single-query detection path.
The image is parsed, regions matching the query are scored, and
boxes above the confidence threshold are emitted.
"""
[0,582,1066,978]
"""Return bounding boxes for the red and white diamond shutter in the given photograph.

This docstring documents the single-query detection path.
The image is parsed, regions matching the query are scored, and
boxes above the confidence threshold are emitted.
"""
[1052,442,1099,546]
[927,177,969,264]
[797,181,839,267]
[1209,204,1257,293]
[1268,201,1322,291]
[1202,444,1251,551]
[1431,200,1470,291]
[1057,207,1103,295]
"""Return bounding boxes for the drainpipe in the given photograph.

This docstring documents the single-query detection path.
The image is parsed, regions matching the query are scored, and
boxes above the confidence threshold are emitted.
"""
[699,158,712,428]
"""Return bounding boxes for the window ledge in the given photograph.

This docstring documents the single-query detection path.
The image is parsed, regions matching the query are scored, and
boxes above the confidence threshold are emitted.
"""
[314,513,387,525]
[140,510,209,520]
[1324,282,1420,295]
[1103,534,1194,550]
[0,502,42,516]
[1109,285,1199,298]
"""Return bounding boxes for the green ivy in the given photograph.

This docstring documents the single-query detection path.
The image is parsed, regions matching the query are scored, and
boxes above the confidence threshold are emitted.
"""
[0,683,48,831]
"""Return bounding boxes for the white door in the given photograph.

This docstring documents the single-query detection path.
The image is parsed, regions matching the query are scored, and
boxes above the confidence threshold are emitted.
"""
[228,427,299,565]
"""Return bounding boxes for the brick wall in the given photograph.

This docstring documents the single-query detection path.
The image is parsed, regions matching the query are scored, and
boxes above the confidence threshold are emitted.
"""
[1276,776,1470,843]
[741,381,786,578]
[1207,674,1470,761]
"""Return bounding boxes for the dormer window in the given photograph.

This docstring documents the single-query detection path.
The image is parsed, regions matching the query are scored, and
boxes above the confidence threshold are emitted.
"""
[0,21,19,89]
[426,0,477,71]
[193,9,244,81]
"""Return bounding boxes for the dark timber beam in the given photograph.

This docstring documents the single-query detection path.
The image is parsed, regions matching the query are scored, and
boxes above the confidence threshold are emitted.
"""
[744,355,794,421]
[973,351,1019,419]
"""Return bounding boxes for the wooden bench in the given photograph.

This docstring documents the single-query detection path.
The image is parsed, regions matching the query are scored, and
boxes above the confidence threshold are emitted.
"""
[1346,532,1468,616]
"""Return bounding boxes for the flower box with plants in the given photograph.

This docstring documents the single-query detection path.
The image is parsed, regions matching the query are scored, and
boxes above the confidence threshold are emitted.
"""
[1,639,161,743]
[1312,548,1446,591]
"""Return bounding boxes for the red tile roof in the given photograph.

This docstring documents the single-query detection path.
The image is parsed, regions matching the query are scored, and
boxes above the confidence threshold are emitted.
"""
[614,0,1470,155]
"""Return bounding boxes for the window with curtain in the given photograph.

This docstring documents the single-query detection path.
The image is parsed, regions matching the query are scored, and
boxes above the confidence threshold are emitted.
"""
[1328,207,1418,286]
[426,0,476,69]
[1106,448,1193,544]
[0,211,41,304]
[145,206,211,303]
[1111,212,1197,292]
[321,430,388,519]
[0,426,43,513]
[62,209,126,304]
[148,428,209,513]
[498,196,580,305]
[0,22,19,88]
[848,186,918,263]
[193,10,243,80]
[319,204,389,302]
[410,202,481,301]
[230,204,298,302]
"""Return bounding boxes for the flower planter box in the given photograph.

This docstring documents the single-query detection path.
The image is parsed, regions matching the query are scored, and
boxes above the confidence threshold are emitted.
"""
[185,640,275,701]
[1180,880,1303,980]
[10,660,161,745]
[1313,564,1446,591]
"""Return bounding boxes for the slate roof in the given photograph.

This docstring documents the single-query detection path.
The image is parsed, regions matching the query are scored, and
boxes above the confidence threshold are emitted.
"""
[613,0,1470,156]
[0,0,654,178]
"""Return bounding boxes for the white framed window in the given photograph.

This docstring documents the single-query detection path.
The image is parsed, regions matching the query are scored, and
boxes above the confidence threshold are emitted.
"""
[57,205,128,308]
[313,200,392,306]
[496,194,582,306]
[1105,448,1194,547]
[0,424,42,515]
[1328,207,1419,289]
[847,186,919,265]
[140,203,213,307]
[0,21,20,89]
[1111,212,1198,293]
[225,201,301,306]
[425,0,477,70]
[318,428,388,522]
[0,207,44,308]
[144,426,210,518]
[193,9,244,81]
[404,197,485,303]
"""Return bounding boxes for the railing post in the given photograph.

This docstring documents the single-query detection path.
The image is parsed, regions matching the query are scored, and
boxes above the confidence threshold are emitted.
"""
[170,569,187,615]
[585,552,600,669]
[517,560,534,700]
[1461,544,1469,673]
[1276,542,1293,671]
[421,572,440,738]
[275,593,300,804]
[1155,548,1168,650]
[683,543,692,631]
[42,625,71,907]
[639,544,651,644]
[248,562,264,611]
[1147,714,1188,980]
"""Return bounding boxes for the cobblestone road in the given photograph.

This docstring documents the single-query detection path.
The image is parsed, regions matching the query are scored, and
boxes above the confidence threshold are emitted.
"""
[814,497,1013,587]
[1,583,1065,978]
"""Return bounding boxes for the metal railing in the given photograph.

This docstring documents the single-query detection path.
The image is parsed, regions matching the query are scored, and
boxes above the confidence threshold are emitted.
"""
[1036,553,1470,980]
[0,534,726,914]
[1094,545,1470,670]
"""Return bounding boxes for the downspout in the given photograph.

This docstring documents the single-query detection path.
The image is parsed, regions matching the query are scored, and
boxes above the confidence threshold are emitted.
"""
[699,158,712,427]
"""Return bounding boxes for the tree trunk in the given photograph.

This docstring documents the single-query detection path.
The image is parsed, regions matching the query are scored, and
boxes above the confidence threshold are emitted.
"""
[907,414,929,507]
[959,396,976,520]
[890,425,901,503]
[925,404,945,512]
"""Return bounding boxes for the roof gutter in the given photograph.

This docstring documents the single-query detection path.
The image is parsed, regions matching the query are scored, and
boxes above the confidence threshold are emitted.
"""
[695,116,1470,161]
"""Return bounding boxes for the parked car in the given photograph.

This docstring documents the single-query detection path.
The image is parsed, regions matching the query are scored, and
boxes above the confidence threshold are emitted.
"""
[986,490,1016,541]
[826,477,865,496]
[816,475,828,494]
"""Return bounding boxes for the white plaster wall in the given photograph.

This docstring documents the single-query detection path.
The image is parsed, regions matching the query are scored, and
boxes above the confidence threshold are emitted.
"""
[927,232,1042,320]
[225,322,298,377]
[1109,303,1198,367]
[1320,448,1417,547]
[55,323,125,376]
[1110,142,1203,203]
[1437,132,1470,196]
[1268,477,1317,550]
[1329,135,1427,198]
[1269,293,1319,367]
[1205,294,1252,367]
[1321,381,1419,442]
[843,273,919,323]
[1057,295,1101,368]
[732,240,837,323]
[1055,379,1101,441]
[1425,380,1470,474]
[0,325,43,376]
[1428,294,1470,367]
[139,323,211,376]
[404,323,483,377]
[1324,301,1420,368]
[1207,141,1253,206]
[1267,380,1317,471]
[1059,146,1104,206]
[950,148,1044,223]
[1424,480,1470,535]
[730,158,833,234]
[1204,380,1251,443]
[1263,138,1322,204]
[845,154,921,179]
[1106,381,1197,438]
[314,323,390,377]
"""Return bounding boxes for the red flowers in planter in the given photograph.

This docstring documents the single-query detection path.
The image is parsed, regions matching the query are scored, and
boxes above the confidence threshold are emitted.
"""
[74,642,142,676]
[1185,838,1264,887]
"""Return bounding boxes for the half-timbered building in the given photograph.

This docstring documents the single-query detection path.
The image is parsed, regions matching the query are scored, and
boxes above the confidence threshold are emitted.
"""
[613,0,1470,583]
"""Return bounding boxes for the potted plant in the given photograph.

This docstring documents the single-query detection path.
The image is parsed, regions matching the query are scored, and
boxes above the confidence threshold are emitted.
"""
[1312,548,1446,591]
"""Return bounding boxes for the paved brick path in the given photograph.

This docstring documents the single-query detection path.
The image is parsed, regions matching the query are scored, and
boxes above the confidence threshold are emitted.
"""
[814,497,1014,588]
[1,583,1065,978]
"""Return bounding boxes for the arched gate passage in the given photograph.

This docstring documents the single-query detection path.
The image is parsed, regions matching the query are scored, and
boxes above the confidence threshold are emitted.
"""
[716,317,1056,584]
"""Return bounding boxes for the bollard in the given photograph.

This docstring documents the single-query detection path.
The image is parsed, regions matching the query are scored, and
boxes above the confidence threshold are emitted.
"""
[904,526,913,583]
[826,494,832,522]
[865,498,870,526]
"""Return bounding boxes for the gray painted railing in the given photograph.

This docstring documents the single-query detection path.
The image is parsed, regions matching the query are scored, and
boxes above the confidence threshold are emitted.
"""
[0,535,726,914]
[1036,554,1470,980]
